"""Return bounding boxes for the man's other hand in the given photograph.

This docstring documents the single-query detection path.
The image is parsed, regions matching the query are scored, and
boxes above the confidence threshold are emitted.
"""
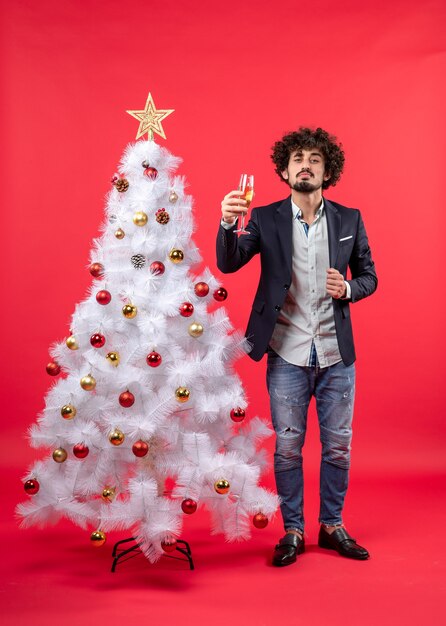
[326,268,346,299]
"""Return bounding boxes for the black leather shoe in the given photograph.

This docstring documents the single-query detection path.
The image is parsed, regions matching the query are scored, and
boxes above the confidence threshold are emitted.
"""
[318,526,370,560]
[272,533,305,567]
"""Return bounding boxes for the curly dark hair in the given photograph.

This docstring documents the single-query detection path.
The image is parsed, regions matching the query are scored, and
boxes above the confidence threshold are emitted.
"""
[271,127,345,189]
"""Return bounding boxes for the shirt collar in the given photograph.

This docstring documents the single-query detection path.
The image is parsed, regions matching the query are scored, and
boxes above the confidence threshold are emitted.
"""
[291,197,324,221]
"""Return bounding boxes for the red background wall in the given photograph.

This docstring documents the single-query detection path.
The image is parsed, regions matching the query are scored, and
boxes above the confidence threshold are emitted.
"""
[1,0,445,481]
[1,3,446,624]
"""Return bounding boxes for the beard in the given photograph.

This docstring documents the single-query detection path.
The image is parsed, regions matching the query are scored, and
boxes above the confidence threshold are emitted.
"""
[291,179,323,193]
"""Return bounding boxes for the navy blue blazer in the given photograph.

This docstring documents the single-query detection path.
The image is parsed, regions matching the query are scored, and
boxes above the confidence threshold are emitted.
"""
[216,196,378,365]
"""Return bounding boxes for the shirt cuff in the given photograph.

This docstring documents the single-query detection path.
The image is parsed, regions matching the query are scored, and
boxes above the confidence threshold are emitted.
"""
[342,280,351,299]
[220,218,237,230]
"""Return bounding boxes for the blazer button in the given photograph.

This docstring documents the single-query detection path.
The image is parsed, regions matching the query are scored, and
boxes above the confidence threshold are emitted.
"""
[283,284,289,290]
[274,305,281,311]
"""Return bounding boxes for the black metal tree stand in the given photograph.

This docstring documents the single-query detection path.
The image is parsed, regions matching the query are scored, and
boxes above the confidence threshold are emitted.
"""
[111,537,194,572]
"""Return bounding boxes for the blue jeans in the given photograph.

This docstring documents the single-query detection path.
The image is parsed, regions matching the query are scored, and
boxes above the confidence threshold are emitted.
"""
[266,349,355,534]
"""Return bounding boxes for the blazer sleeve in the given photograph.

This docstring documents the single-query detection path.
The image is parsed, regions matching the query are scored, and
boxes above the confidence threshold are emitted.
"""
[216,208,261,273]
[348,210,378,303]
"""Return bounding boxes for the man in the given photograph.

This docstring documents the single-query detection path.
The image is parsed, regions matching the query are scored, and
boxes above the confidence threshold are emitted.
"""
[216,127,377,566]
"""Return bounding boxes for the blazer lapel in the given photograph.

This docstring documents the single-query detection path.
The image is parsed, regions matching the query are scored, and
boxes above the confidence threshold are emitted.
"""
[274,197,341,273]
[275,196,293,278]
[324,198,341,267]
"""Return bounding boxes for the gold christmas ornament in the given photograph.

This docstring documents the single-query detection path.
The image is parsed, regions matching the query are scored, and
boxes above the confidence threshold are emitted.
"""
[61,404,76,420]
[106,351,120,367]
[133,211,148,226]
[52,448,68,463]
[122,304,137,319]
[214,479,230,495]
[90,530,107,547]
[109,428,125,446]
[169,249,184,264]
[80,374,96,391]
[126,92,174,141]
[66,335,78,350]
[115,228,125,239]
[169,190,178,203]
[101,486,116,502]
[175,387,190,403]
[188,322,204,338]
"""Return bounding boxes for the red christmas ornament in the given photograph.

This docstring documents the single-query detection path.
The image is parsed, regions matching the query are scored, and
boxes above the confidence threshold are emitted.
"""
[46,361,60,376]
[181,499,197,515]
[194,282,209,297]
[90,333,106,348]
[150,261,165,275]
[253,513,269,529]
[96,290,112,305]
[132,440,149,457]
[179,302,194,317]
[161,539,177,553]
[213,287,228,302]
[73,443,89,459]
[144,167,158,180]
[119,390,135,408]
[230,407,246,422]
[89,263,104,278]
[24,479,40,495]
[146,351,162,367]
[110,174,119,183]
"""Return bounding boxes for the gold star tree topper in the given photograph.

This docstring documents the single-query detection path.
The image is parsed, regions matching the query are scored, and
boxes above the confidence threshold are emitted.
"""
[126,93,174,141]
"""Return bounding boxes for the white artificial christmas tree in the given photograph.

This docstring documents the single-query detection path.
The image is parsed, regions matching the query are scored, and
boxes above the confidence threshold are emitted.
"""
[17,94,278,563]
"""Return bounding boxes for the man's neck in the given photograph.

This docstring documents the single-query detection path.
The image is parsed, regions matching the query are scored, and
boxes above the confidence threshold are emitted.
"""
[291,190,323,224]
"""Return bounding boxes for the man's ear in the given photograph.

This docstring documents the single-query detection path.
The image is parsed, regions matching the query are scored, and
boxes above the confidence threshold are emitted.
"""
[324,171,331,181]
[282,169,289,180]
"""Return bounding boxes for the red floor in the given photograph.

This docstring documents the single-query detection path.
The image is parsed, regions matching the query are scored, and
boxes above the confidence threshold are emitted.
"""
[3,464,445,626]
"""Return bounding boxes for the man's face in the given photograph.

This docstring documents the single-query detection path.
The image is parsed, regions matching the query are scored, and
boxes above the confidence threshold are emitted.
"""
[281,148,330,192]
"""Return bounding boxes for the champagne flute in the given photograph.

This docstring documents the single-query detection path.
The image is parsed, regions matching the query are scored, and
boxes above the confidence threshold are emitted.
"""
[234,174,254,235]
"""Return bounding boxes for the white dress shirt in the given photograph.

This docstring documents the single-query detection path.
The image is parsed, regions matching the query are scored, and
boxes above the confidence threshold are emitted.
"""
[269,199,344,367]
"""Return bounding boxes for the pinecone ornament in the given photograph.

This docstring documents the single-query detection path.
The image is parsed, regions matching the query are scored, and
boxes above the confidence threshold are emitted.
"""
[131,254,146,269]
[155,209,170,224]
[114,178,129,193]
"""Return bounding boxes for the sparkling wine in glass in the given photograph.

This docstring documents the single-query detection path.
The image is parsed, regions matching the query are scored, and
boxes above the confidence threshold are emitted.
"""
[234,174,254,235]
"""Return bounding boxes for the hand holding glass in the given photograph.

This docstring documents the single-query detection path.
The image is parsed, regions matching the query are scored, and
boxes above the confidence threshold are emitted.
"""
[234,174,254,235]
